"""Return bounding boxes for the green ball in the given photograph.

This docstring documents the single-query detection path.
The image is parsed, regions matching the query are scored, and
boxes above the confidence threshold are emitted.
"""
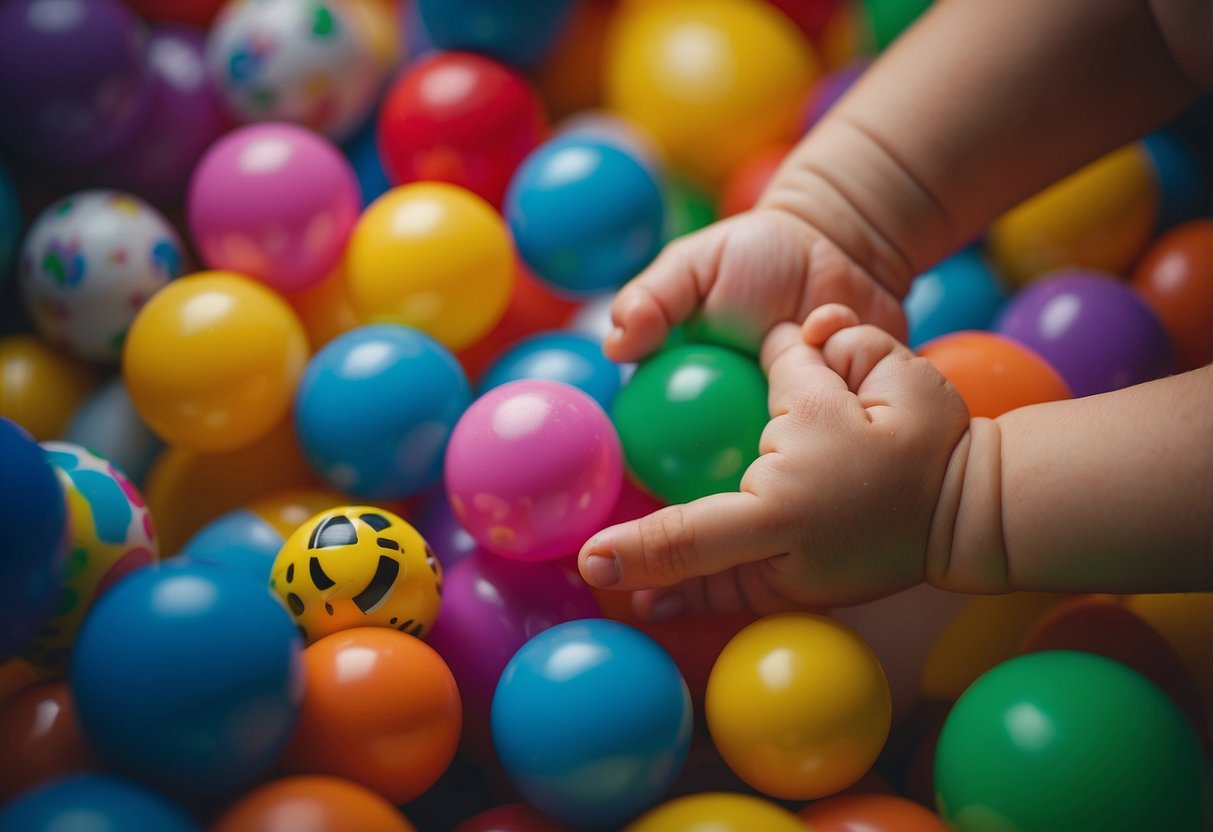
[612,343,768,505]
[664,176,717,243]
[935,650,1207,831]
[861,0,932,50]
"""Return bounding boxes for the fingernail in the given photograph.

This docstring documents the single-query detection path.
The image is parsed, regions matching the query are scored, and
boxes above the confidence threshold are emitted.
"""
[648,594,685,622]
[606,326,625,345]
[583,553,620,588]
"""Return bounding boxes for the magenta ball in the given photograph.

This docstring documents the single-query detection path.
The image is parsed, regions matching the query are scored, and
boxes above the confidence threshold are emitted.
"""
[187,122,360,292]
[445,379,623,561]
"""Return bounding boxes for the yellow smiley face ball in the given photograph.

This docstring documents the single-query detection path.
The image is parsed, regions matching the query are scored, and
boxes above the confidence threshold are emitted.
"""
[270,506,443,645]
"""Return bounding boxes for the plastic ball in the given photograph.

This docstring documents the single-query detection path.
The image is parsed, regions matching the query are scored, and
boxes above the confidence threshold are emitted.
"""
[343,110,392,209]
[995,269,1174,397]
[409,488,478,571]
[797,793,949,831]
[377,51,548,208]
[65,378,163,487]
[454,803,571,832]
[1125,593,1213,718]
[282,627,462,805]
[1140,129,1207,232]
[0,418,67,663]
[269,506,443,645]
[1130,219,1213,371]
[295,324,472,499]
[934,651,1206,831]
[123,270,309,452]
[555,110,667,179]
[211,775,418,832]
[987,143,1159,287]
[206,0,385,140]
[626,792,806,832]
[491,619,692,828]
[664,176,717,242]
[0,0,152,166]
[180,507,286,584]
[124,0,227,27]
[638,613,756,712]
[479,330,624,411]
[416,0,575,68]
[904,247,1008,348]
[0,681,95,801]
[27,441,158,672]
[612,343,768,504]
[531,0,615,119]
[718,141,793,218]
[0,161,19,281]
[347,183,515,351]
[861,0,931,50]
[445,379,623,561]
[917,331,1072,418]
[0,335,98,441]
[802,59,868,130]
[70,560,304,802]
[706,613,892,800]
[0,774,200,832]
[0,658,40,707]
[188,123,361,292]
[19,190,185,362]
[506,135,665,296]
[604,0,817,185]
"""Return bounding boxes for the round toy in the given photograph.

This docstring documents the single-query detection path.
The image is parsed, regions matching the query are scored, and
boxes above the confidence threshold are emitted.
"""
[604,0,817,185]
[626,792,806,832]
[706,613,892,800]
[409,488,478,571]
[0,161,19,281]
[294,324,472,499]
[861,0,931,49]
[343,113,392,209]
[934,651,1205,831]
[65,378,163,487]
[995,269,1174,397]
[123,270,309,452]
[637,613,756,712]
[445,379,623,561]
[0,335,97,442]
[802,59,868,130]
[917,331,1072,418]
[798,794,948,831]
[347,183,515,351]
[530,0,613,119]
[416,0,575,67]
[904,247,1008,348]
[269,506,443,645]
[479,330,624,410]
[555,110,667,179]
[612,343,768,504]
[0,681,95,801]
[1125,593,1213,717]
[19,190,186,362]
[0,0,152,166]
[1130,219,1213,371]
[284,257,364,352]
[718,142,793,217]
[27,442,158,672]
[506,135,665,296]
[664,176,717,242]
[0,419,67,663]
[492,619,692,828]
[377,51,548,208]
[188,122,361,292]
[454,803,571,832]
[211,775,417,832]
[206,0,385,140]
[70,560,304,802]
[282,627,462,805]
[0,774,199,832]
[124,0,227,27]
[1140,129,1206,232]
[180,509,285,584]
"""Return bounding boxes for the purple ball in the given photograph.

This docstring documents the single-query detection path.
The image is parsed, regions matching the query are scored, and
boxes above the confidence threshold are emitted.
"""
[0,0,152,166]
[995,269,1174,397]
[410,487,478,571]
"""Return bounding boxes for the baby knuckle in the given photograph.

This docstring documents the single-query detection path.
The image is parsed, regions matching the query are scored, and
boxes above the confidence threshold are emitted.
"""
[638,509,697,583]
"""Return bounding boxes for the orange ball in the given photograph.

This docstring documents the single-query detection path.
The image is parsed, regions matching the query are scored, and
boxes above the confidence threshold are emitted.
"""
[718,142,793,217]
[0,658,41,707]
[797,793,948,831]
[917,331,1071,418]
[0,334,97,441]
[282,628,462,805]
[212,776,417,832]
[1130,219,1213,371]
[0,681,96,801]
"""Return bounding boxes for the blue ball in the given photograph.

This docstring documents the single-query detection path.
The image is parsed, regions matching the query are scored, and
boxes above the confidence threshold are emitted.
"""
[416,0,574,68]
[294,323,472,499]
[492,618,692,828]
[1141,129,1208,233]
[0,159,18,282]
[479,330,624,410]
[70,560,304,802]
[507,136,666,297]
[343,113,392,209]
[0,774,199,832]
[904,247,1008,348]
[65,378,163,487]
[0,417,67,661]
[179,509,283,584]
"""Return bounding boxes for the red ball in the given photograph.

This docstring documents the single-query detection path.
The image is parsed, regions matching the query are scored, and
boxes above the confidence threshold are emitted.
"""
[123,0,226,27]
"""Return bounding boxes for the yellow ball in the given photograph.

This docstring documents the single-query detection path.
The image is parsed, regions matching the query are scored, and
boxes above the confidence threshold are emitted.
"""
[604,0,817,186]
[624,792,807,832]
[122,271,309,453]
[347,183,515,352]
[270,506,443,645]
[0,334,97,441]
[706,613,891,800]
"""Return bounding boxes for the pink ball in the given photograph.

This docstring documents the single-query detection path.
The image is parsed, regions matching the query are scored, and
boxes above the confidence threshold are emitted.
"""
[187,122,360,292]
[445,379,623,561]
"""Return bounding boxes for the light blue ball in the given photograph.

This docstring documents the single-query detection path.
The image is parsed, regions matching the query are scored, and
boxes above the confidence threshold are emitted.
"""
[0,774,199,832]
[1141,129,1207,233]
[179,509,283,585]
[417,0,574,68]
[479,330,624,410]
[294,324,472,499]
[65,378,163,487]
[492,618,692,828]
[905,247,1007,348]
[507,136,666,297]
[343,112,391,209]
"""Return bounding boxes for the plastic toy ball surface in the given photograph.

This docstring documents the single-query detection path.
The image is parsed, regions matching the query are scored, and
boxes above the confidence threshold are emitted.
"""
[123,270,309,453]
[0,161,19,281]
[454,803,571,832]
[70,560,304,803]
[625,792,807,832]
[65,378,163,487]
[904,247,1007,349]
[269,506,443,645]
[0,335,97,442]
[188,122,361,292]
[479,330,624,411]
[917,331,1071,419]
[0,680,94,802]
[445,379,623,561]
[294,324,472,499]
[0,774,199,832]
[20,190,185,362]
[934,651,1206,832]
[179,509,285,585]
[416,0,575,68]
[1130,219,1213,371]
[211,775,417,832]
[797,793,949,831]
[706,613,892,800]
[0,418,67,663]
[491,619,692,828]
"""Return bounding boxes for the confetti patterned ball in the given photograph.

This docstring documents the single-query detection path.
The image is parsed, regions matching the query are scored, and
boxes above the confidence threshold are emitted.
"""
[19,191,185,363]
[26,442,158,671]
[207,0,386,140]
